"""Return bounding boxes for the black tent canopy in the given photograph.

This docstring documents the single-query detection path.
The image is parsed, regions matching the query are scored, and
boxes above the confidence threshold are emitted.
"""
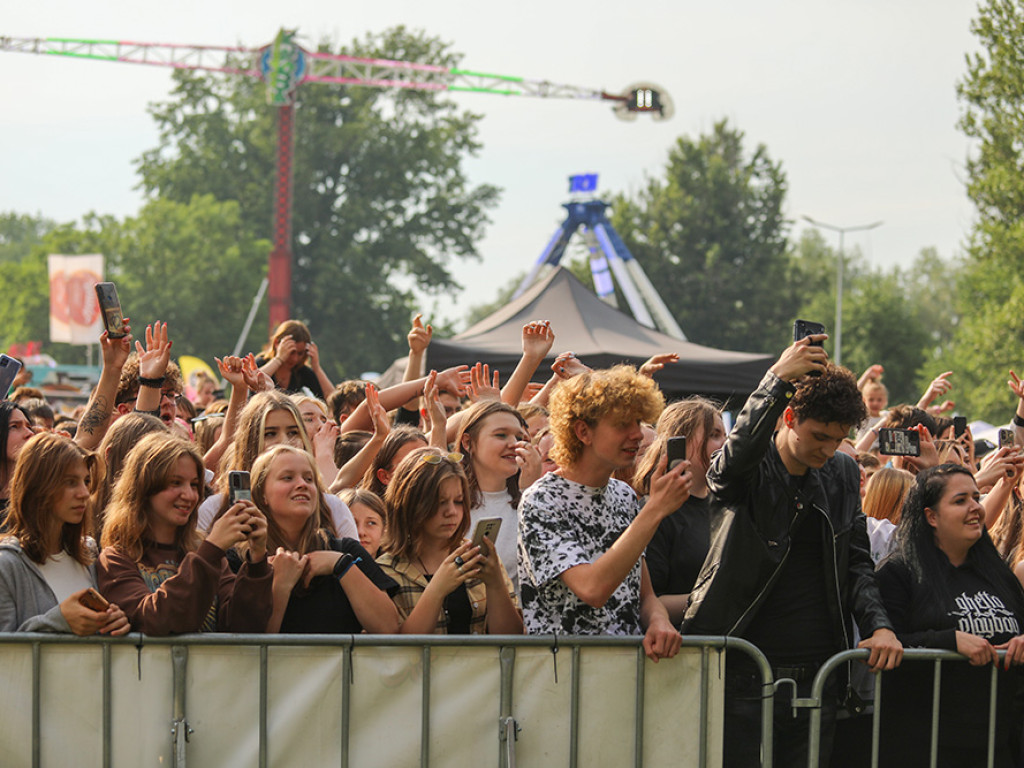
[419,267,773,400]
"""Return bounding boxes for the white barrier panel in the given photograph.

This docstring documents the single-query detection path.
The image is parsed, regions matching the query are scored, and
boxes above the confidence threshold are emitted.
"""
[0,639,724,767]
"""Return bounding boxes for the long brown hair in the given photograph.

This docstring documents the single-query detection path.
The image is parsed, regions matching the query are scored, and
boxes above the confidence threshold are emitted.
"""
[7,433,101,566]
[101,433,204,561]
[382,447,471,561]
[454,401,528,508]
[94,413,168,529]
[249,445,332,556]
[360,426,427,497]
[261,319,312,359]
[633,397,722,495]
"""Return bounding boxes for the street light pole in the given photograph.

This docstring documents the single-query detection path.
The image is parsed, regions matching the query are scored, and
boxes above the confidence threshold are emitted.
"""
[801,216,883,367]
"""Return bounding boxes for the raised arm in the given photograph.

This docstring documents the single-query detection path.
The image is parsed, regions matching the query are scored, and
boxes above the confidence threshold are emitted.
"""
[328,384,390,493]
[344,366,467,431]
[76,320,132,450]
[133,322,172,414]
[203,356,249,474]
[501,321,555,406]
[306,340,334,398]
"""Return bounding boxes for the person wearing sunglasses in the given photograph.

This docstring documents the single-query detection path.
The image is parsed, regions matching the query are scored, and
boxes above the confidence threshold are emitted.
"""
[376,447,523,635]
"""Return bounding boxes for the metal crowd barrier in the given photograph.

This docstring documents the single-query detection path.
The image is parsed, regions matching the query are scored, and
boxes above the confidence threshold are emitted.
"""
[798,647,1007,768]
[0,633,773,768]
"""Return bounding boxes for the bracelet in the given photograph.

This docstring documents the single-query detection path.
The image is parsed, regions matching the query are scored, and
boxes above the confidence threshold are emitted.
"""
[1013,414,1024,428]
[333,553,362,580]
[133,407,161,417]
[138,375,166,388]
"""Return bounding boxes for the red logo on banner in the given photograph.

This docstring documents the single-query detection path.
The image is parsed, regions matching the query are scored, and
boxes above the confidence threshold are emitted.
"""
[50,270,101,327]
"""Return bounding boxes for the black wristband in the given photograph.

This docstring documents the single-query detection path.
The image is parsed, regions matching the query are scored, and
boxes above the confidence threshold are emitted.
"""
[1013,414,1024,428]
[138,375,167,388]
[333,553,362,579]
[133,407,161,417]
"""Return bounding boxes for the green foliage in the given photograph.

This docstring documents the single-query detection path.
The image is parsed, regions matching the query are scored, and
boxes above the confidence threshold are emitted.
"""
[609,119,793,353]
[135,27,499,379]
[949,0,1024,421]
[0,212,56,263]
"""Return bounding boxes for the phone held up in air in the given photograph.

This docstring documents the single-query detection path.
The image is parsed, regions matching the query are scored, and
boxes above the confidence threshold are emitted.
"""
[793,319,826,347]
[0,354,22,399]
[228,471,252,505]
[471,517,502,550]
[666,436,687,470]
[878,428,921,457]
[94,282,127,338]
[953,416,967,439]
[999,428,1016,450]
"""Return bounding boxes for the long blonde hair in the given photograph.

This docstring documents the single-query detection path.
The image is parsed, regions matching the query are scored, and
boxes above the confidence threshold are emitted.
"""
[249,445,333,556]
[102,433,204,561]
[862,467,914,524]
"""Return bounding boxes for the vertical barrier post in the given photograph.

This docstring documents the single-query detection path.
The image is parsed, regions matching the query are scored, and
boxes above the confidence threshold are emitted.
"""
[420,646,431,768]
[32,641,41,768]
[633,646,645,768]
[259,645,269,768]
[171,645,189,768]
[569,645,581,768]
[987,665,998,768]
[698,647,711,768]
[340,643,352,768]
[929,661,941,768]
[102,642,112,768]
[498,646,517,768]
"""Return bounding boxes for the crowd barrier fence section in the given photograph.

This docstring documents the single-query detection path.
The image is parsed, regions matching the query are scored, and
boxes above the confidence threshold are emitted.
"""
[0,634,774,768]
[798,647,1005,768]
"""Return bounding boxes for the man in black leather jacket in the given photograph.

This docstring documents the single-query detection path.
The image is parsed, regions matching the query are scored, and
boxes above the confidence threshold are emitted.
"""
[682,335,902,767]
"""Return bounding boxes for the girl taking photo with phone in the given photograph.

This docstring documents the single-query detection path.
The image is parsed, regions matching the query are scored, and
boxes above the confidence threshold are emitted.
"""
[376,447,523,635]
[98,433,273,635]
[241,445,399,634]
[0,433,130,635]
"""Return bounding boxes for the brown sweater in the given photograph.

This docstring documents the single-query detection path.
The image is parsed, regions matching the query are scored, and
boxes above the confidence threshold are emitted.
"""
[97,539,272,635]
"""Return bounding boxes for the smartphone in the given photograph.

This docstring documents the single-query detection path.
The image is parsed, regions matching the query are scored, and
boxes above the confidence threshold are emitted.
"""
[999,428,1016,449]
[666,436,687,470]
[79,587,110,612]
[228,471,252,504]
[94,282,127,338]
[953,416,967,439]
[0,354,22,399]
[471,517,502,550]
[793,319,826,347]
[878,428,921,457]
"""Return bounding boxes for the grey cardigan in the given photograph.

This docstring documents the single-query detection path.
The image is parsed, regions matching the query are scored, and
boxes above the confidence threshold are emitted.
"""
[0,537,97,633]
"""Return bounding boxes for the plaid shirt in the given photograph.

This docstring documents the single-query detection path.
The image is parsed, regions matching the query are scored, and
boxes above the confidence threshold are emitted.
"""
[375,552,517,635]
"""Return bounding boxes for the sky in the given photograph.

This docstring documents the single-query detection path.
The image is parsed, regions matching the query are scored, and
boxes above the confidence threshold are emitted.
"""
[1,0,980,334]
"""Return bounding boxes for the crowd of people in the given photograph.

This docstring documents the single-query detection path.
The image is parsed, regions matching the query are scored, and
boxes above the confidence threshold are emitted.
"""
[3,312,1024,766]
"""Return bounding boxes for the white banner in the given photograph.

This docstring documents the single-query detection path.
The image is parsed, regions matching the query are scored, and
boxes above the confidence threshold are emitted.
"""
[0,640,724,767]
[48,253,104,345]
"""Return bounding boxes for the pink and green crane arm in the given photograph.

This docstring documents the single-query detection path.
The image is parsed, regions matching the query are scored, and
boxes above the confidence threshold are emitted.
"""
[0,32,669,327]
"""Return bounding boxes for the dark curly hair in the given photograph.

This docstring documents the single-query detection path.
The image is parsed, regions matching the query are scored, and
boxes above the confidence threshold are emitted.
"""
[881,404,938,438]
[789,364,867,429]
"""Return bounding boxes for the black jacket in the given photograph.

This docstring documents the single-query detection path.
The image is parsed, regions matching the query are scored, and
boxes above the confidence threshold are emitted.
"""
[682,371,892,648]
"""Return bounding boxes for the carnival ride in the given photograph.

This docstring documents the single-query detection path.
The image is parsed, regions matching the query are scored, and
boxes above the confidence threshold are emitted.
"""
[0,30,673,331]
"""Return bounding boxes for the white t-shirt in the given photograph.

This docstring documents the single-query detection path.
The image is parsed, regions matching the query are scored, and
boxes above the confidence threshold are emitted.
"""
[196,492,357,540]
[37,551,93,604]
[471,490,520,596]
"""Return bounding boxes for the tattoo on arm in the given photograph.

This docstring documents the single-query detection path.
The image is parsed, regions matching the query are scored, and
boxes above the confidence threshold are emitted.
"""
[79,395,111,435]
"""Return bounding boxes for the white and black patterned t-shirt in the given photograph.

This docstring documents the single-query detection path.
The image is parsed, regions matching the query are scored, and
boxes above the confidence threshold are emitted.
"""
[517,473,642,636]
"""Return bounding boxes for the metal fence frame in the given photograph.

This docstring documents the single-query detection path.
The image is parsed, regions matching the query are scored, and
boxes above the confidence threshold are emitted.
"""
[798,647,1006,768]
[0,632,774,768]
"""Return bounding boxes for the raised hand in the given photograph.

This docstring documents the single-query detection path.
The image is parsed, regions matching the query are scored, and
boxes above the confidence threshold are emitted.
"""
[521,320,555,360]
[551,351,592,380]
[275,335,298,366]
[918,371,953,409]
[408,313,433,354]
[468,362,501,402]
[769,336,828,382]
[639,352,679,379]
[242,354,274,393]
[435,365,469,399]
[136,321,172,379]
[216,355,246,389]
[99,317,132,370]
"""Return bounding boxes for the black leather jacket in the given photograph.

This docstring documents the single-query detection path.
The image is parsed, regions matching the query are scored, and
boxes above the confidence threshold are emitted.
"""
[682,371,893,647]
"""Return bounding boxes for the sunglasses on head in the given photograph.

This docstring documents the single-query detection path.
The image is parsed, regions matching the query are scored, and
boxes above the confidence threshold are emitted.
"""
[420,452,464,465]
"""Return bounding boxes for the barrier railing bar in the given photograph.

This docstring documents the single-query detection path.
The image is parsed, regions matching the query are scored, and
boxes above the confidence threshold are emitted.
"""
[420,645,431,768]
[697,646,709,768]
[103,642,112,768]
[171,645,188,768]
[929,660,940,768]
[870,669,881,768]
[633,645,645,768]
[987,664,997,768]
[340,643,352,768]
[569,644,580,768]
[32,641,40,768]
[498,646,516,768]
[258,644,268,768]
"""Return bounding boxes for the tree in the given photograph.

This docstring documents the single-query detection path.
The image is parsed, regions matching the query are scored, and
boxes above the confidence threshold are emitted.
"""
[945,0,1024,422]
[609,119,793,353]
[0,212,56,263]
[135,27,499,379]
